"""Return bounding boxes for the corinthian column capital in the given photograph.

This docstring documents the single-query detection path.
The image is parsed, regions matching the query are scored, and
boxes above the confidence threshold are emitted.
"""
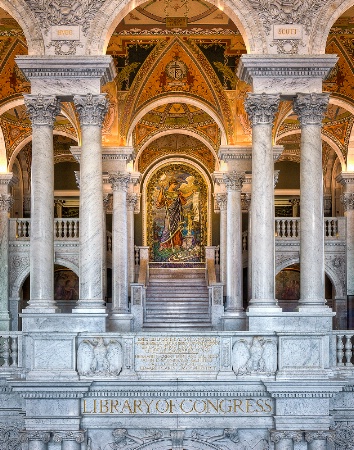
[53,431,85,443]
[109,172,131,192]
[24,94,60,126]
[127,193,138,211]
[245,93,280,126]
[73,93,108,126]
[270,430,303,443]
[305,431,334,443]
[223,171,245,191]
[293,93,329,126]
[24,431,51,443]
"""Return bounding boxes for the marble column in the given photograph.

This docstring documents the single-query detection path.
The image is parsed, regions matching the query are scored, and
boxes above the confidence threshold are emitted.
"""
[24,94,60,312]
[305,431,334,450]
[0,175,14,330]
[109,172,131,313]
[245,93,280,309]
[223,171,244,314]
[270,431,303,450]
[73,94,108,312]
[294,93,329,309]
[53,431,85,450]
[337,172,354,328]
[242,193,252,302]
[214,193,227,288]
[127,193,138,288]
[26,431,51,450]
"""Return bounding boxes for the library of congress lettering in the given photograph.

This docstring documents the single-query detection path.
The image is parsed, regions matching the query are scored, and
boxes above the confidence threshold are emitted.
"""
[4,0,354,449]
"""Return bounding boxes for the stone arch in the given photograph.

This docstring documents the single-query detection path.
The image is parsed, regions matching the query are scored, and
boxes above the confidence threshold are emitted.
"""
[275,258,345,300]
[0,0,44,55]
[127,96,227,146]
[134,129,220,173]
[132,438,221,450]
[310,0,354,54]
[85,0,266,56]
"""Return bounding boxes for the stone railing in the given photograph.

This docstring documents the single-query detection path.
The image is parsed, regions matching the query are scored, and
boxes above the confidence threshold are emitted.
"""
[275,217,345,239]
[9,218,80,240]
[334,332,354,368]
[0,333,22,370]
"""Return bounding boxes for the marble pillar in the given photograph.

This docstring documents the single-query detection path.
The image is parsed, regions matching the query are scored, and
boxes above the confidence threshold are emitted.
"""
[294,93,329,309]
[26,431,51,450]
[109,172,130,314]
[242,193,252,302]
[24,94,60,313]
[73,94,108,312]
[0,175,14,330]
[305,431,334,450]
[214,193,227,288]
[245,93,280,309]
[127,193,138,287]
[337,172,354,328]
[223,172,244,315]
[53,431,85,450]
[270,431,303,450]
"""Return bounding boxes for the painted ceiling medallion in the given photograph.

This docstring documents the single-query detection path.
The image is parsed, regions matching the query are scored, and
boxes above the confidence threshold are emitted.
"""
[165,58,188,80]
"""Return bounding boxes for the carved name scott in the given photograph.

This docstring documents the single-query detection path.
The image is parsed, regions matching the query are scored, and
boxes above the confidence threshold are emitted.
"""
[135,336,220,371]
[273,24,303,39]
[82,397,273,415]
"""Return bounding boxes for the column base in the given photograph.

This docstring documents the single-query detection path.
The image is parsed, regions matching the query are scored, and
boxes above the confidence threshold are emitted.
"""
[22,305,59,314]
[107,313,133,332]
[74,300,106,314]
[222,311,246,331]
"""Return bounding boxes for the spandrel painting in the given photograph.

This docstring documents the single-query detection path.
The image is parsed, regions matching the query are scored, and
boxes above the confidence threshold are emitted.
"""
[147,164,208,262]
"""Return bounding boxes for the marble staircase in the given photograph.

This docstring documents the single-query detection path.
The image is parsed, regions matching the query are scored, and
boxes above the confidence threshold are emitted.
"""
[143,266,211,330]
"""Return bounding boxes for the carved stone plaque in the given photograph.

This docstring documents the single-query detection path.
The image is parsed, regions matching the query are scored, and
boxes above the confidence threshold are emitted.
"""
[273,24,303,40]
[135,336,220,371]
[51,26,80,40]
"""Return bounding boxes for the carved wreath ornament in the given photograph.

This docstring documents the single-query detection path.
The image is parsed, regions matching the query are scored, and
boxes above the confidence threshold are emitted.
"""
[77,338,122,376]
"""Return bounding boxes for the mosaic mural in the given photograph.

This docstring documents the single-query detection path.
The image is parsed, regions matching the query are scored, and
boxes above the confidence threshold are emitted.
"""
[146,163,207,262]
[54,269,79,301]
[275,268,300,301]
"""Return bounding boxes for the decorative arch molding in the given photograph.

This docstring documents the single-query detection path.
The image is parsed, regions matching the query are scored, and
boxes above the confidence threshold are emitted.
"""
[275,257,345,299]
[134,129,220,173]
[310,0,354,54]
[54,258,79,276]
[127,96,227,147]
[85,0,265,56]
[0,0,44,55]
[275,129,346,170]
[130,438,221,450]
[141,157,213,250]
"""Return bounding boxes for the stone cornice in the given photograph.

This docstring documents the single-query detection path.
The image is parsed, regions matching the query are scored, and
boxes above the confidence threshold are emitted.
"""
[336,172,354,186]
[0,173,17,186]
[218,146,252,162]
[16,56,116,86]
[71,146,134,163]
[238,55,338,85]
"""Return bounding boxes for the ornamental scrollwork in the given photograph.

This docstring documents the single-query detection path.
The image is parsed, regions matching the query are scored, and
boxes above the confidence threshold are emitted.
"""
[245,94,280,126]
[23,0,106,35]
[24,94,61,126]
[73,94,108,127]
[293,93,329,126]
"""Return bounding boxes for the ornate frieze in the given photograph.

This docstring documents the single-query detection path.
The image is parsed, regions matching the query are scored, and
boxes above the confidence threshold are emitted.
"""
[53,431,85,443]
[245,94,280,126]
[223,172,245,191]
[293,93,330,126]
[24,94,60,126]
[0,194,13,212]
[23,0,106,35]
[73,93,108,126]
[341,193,354,212]
[305,431,334,443]
[47,40,83,56]
[214,193,227,211]
[109,172,131,192]
[270,430,303,443]
[248,0,327,34]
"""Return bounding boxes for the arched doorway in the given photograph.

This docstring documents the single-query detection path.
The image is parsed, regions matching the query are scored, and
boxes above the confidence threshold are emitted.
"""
[144,161,210,263]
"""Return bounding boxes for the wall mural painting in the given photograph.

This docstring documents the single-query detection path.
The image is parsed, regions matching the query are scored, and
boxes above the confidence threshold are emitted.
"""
[147,164,208,263]
[275,268,300,301]
[54,269,79,301]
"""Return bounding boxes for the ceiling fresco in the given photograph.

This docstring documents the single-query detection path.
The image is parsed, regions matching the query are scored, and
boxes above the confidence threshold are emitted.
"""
[137,133,216,172]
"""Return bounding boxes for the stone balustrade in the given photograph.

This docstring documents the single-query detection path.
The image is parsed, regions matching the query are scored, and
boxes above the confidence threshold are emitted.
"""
[334,332,354,368]
[0,333,22,369]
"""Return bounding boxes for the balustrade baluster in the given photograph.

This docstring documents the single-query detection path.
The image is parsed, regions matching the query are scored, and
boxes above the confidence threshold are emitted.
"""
[10,337,18,367]
[275,219,280,237]
[345,334,353,366]
[75,220,79,238]
[1,337,10,367]
[337,334,345,366]
[242,233,247,251]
